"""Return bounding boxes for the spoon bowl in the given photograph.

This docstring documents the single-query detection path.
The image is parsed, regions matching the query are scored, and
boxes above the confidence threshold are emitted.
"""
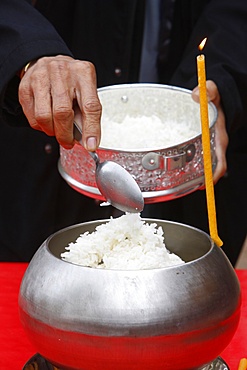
[73,123,144,213]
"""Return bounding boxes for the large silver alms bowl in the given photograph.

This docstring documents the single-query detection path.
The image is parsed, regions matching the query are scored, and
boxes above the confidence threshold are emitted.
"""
[19,219,241,370]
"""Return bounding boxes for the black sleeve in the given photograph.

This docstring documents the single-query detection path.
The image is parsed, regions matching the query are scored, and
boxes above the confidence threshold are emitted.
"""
[170,0,247,133]
[0,0,73,126]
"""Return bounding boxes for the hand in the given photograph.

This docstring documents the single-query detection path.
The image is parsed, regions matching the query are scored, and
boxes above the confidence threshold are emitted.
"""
[18,55,102,150]
[192,80,229,184]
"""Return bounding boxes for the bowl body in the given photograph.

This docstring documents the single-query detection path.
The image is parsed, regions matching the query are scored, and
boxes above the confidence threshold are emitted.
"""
[58,84,217,203]
[19,219,240,370]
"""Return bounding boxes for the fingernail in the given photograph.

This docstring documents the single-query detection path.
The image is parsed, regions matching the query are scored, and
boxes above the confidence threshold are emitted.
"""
[86,137,97,151]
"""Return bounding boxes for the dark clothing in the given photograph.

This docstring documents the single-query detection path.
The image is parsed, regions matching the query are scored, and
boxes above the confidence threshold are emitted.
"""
[1,0,247,131]
[33,0,247,132]
[0,0,246,263]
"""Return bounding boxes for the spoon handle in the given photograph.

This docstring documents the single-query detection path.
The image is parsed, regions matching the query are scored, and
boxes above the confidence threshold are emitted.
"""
[73,122,99,164]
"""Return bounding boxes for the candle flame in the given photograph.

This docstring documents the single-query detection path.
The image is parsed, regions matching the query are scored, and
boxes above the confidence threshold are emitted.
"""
[198,38,207,51]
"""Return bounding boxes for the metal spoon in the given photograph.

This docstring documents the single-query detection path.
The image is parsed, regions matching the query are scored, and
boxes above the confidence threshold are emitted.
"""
[73,122,144,213]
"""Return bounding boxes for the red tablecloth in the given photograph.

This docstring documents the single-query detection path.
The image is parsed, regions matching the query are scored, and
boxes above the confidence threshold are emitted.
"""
[0,263,246,370]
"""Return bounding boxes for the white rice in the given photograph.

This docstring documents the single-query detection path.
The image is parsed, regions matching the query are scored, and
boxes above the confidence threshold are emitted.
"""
[100,114,199,150]
[61,213,184,270]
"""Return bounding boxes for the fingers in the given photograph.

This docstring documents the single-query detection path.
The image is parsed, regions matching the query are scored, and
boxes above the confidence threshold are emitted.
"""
[192,80,228,184]
[205,80,221,107]
[50,59,74,148]
[213,106,228,183]
[191,85,200,103]
[192,80,220,107]
[19,57,54,136]
[73,61,102,151]
[18,55,101,150]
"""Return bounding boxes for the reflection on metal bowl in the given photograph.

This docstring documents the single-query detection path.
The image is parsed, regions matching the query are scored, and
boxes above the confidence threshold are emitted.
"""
[58,84,217,203]
[19,219,240,370]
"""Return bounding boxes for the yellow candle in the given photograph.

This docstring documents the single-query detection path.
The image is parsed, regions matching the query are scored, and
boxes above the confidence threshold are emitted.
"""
[238,358,247,370]
[197,49,223,247]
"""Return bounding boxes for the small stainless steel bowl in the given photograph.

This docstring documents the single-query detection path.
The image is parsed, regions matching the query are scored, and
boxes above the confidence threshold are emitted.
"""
[19,219,240,370]
[58,83,217,203]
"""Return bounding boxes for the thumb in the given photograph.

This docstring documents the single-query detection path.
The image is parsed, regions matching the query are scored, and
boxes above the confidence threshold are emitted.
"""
[192,86,200,103]
[205,80,220,107]
[192,80,220,107]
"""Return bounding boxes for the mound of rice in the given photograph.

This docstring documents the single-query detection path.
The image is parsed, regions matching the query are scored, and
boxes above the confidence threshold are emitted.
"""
[61,213,184,270]
[100,114,199,150]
